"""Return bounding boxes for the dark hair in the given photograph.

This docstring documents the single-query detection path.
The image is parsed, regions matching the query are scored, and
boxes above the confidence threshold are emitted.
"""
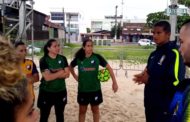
[75,38,93,60]
[14,41,25,48]
[154,21,171,33]
[181,19,190,29]
[43,39,57,56]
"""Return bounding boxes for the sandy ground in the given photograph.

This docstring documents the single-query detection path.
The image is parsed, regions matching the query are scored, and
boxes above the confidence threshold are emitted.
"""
[33,58,146,122]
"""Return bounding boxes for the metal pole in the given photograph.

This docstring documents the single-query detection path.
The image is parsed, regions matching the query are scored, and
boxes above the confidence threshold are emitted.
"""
[1,0,5,35]
[18,0,26,42]
[114,5,118,41]
[68,14,71,43]
[63,8,66,40]
[169,0,178,41]
[31,0,34,60]
[121,0,124,41]
[59,7,65,55]
[121,0,124,27]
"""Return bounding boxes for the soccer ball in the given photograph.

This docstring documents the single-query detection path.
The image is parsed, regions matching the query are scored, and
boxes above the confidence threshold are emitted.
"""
[98,68,110,82]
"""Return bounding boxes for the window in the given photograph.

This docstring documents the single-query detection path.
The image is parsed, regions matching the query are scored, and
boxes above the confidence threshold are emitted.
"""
[67,24,79,28]
[66,14,79,21]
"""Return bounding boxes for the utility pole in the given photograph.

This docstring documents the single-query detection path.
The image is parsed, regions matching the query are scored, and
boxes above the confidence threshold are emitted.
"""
[169,0,178,41]
[30,0,34,60]
[59,8,65,55]
[18,0,26,42]
[114,5,118,41]
[121,0,124,27]
[121,0,124,41]
[1,0,5,35]
[68,13,71,43]
[62,8,66,42]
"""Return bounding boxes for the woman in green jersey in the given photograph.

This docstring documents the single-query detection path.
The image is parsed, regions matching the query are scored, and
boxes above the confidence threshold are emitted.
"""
[37,39,70,122]
[70,38,118,122]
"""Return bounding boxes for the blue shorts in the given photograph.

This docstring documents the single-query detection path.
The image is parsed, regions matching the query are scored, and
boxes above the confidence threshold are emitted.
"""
[77,90,103,105]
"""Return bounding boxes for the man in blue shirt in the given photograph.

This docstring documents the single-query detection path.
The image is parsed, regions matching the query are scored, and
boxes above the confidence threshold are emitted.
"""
[133,21,185,122]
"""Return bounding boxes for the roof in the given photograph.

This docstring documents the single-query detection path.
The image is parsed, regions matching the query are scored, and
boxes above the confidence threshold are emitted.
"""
[93,30,111,34]
[122,23,151,35]
[44,19,64,29]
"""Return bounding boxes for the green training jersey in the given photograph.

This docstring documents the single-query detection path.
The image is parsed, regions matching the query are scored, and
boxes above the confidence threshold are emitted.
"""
[70,53,107,92]
[39,54,68,92]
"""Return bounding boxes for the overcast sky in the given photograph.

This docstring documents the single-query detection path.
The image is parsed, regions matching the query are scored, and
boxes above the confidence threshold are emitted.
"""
[33,0,169,29]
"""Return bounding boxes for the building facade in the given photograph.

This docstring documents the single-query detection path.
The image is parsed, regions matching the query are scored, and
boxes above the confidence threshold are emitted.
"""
[50,11,81,42]
[91,15,126,32]
[0,0,63,41]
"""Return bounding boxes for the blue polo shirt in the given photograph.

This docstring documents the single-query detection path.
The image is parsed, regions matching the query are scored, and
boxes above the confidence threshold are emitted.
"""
[145,41,185,111]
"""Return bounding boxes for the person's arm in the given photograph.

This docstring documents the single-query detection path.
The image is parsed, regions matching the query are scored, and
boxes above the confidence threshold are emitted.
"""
[26,61,39,83]
[167,49,185,87]
[106,64,118,93]
[69,66,78,81]
[97,54,118,92]
[69,58,78,81]
[31,62,39,83]
[42,69,65,81]
[58,67,70,79]
[27,73,39,84]
[39,57,65,81]
[133,68,149,84]
[58,56,70,79]
[133,52,153,85]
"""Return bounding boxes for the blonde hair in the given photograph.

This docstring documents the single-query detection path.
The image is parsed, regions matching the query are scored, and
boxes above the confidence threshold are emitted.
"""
[0,36,27,102]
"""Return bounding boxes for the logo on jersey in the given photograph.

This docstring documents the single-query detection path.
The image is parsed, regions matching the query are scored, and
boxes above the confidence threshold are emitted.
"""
[95,96,98,101]
[158,55,166,65]
[26,65,32,70]
[91,60,95,64]
[91,60,96,66]
[58,60,62,64]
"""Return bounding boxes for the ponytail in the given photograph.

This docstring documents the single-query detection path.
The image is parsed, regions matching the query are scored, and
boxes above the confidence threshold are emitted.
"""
[74,37,92,61]
[43,39,56,57]
[75,48,85,61]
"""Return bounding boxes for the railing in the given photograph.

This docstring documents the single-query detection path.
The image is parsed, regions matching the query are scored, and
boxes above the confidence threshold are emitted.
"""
[31,46,151,79]
[68,47,150,78]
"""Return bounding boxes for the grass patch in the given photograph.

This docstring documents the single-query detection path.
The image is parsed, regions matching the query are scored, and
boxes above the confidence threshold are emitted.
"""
[29,43,154,64]
[62,45,155,63]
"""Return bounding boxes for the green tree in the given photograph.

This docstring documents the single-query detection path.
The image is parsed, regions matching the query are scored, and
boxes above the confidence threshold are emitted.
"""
[117,23,122,39]
[110,25,116,38]
[110,23,122,39]
[178,0,190,7]
[146,12,190,32]
[86,28,91,33]
[146,12,169,28]
[177,13,190,31]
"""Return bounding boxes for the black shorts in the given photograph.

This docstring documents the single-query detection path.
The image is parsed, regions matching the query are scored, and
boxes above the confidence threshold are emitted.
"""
[37,89,67,108]
[77,90,103,105]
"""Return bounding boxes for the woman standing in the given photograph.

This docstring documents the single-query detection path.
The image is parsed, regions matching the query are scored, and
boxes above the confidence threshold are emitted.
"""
[70,38,118,122]
[14,41,39,98]
[37,39,69,122]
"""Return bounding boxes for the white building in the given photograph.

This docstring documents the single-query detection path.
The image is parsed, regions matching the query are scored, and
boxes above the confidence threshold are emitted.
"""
[50,11,81,42]
[91,16,146,32]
